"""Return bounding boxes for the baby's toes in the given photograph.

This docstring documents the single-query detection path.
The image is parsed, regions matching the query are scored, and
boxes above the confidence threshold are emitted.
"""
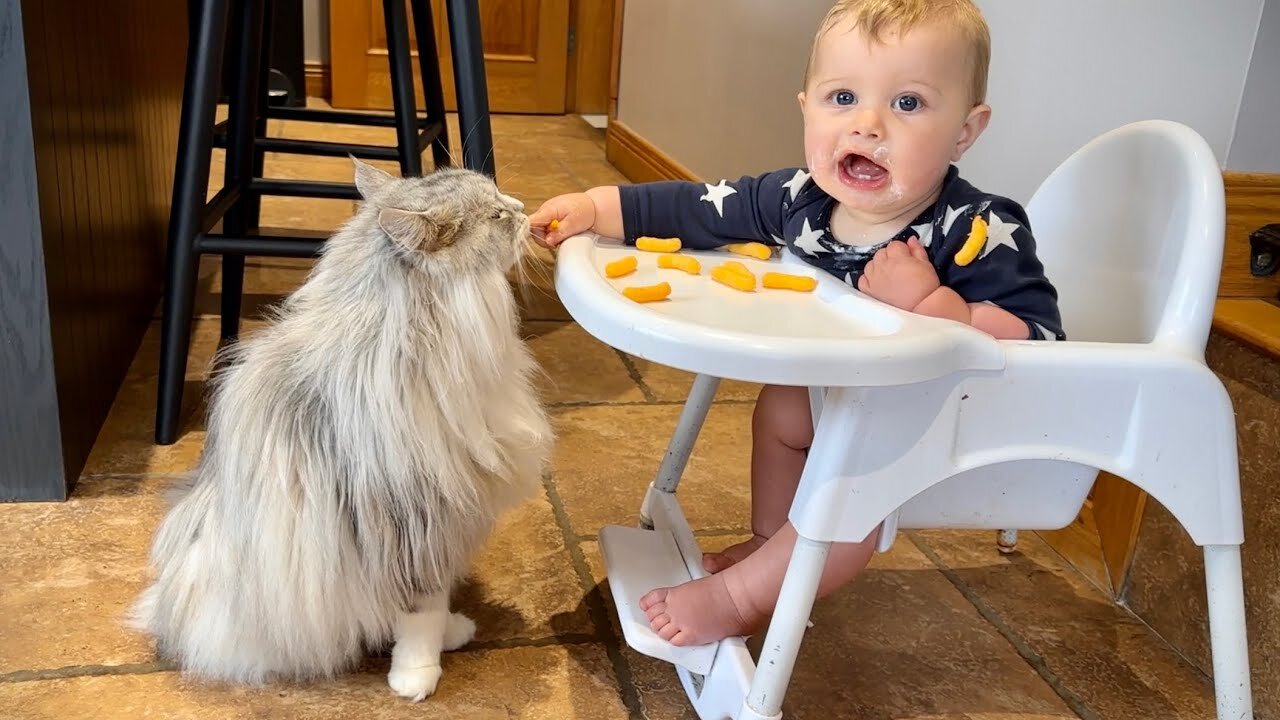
[657,619,681,641]
[639,587,670,611]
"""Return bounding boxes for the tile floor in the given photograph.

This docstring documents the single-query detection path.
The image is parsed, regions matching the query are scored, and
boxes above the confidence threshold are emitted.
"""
[0,106,1222,719]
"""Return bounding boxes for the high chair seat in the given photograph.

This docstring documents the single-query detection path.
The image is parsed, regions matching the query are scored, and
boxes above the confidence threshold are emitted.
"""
[555,120,1252,720]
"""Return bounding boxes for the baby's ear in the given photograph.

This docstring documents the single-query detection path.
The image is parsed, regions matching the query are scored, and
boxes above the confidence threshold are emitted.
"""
[378,207,460,252]
[352,156,394,198]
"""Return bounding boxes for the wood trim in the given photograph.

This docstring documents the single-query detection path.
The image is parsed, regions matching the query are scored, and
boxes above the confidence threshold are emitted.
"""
[605,119,699,183]
[1093,471,1149,594]
[304,62,330,100]
[1220,171,1280,298]
[1214,298,1280,360]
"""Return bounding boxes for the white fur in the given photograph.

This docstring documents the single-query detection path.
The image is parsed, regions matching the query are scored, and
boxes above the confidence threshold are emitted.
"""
[130,161,551,700]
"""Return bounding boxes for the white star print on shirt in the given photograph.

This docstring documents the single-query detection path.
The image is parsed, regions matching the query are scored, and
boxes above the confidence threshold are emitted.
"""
[782,169,810,201]
[942,204,970,235]
[794,218,828,255]
[700,180,737,217]
[910,222,934,248]
[980,211,1021,260]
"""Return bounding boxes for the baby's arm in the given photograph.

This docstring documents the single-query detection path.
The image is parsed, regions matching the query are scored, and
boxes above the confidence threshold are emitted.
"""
[912,288,1031,339]
[930,198,1065,341]
[531,170,797,249]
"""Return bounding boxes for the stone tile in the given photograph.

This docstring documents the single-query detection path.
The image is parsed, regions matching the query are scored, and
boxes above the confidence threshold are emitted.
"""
[580,536,1074,719]
[551,403,754,537]
[81,318,269,475]
[916,529,1218,719]
[456,495,594,643]
[0,645,629,719]
[0,476,171,673]
[623,355,763,403]
[522,322,646,406]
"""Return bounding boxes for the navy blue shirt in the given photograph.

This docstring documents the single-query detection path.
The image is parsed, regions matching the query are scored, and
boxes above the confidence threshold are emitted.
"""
[618,165,1065,341]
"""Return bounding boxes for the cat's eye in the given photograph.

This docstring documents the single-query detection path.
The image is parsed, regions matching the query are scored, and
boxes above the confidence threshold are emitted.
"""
[490,208,505,220]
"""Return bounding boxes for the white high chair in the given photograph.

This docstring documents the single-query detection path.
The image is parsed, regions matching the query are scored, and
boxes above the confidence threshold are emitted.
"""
[553,120,1252,720]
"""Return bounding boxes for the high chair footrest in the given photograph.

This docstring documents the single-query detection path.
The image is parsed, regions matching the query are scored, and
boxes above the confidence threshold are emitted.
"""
[598,525,719,675]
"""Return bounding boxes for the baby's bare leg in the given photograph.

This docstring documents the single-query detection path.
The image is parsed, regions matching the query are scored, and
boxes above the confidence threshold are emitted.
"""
[641,522,877,646]
[703,384,813,574]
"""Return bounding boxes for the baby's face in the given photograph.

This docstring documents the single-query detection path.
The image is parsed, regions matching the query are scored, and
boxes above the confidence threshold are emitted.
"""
[799,20,989,225]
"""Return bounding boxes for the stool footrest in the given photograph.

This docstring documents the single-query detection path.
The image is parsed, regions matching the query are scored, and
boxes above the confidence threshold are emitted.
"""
[211,120,446,163]
[198,228,328,258]
[248,179,360,200]
[265,106,437,128]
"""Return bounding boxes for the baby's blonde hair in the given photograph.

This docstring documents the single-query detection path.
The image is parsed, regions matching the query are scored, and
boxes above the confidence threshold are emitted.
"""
[803,0,991,106]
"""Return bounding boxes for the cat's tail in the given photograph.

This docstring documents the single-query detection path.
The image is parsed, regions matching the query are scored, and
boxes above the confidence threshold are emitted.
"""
[126,478,287,685]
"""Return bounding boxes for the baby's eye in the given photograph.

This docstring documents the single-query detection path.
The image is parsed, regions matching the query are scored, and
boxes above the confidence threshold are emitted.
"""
[894,95,921,112]
[829,90,856,106]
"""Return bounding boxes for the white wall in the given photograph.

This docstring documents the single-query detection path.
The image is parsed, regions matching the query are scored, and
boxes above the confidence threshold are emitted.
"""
[1226,0,1280,173]
[616,0,1270,203]
[303,0,329,64]
[960,0,1265,203]
[616,0,831,179]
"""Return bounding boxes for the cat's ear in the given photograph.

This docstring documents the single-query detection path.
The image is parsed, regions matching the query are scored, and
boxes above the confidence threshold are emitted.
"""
[351,156,393,198]
[378,207,459,253]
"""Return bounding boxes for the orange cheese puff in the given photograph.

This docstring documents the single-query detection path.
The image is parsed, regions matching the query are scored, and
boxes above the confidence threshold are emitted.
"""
[762,272,818,292]
[720,260,752,278]
[622,282,672,303]
[604,255,638,278]
[657,254,701,274]
[549,219,561,231]
[712,264,755,292]
[636,236,682,253]
[727,242,772,260]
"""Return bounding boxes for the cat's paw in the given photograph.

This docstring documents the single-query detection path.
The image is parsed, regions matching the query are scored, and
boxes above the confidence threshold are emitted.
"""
[387,663,443,702]
[443,612,476,651]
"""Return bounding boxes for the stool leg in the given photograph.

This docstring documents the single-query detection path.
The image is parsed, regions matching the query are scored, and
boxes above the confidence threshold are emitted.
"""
[384,0,423,176]
[444,0,494,175]
[410,0,452,169]
[220,0,267,343]
[157,0,232,445]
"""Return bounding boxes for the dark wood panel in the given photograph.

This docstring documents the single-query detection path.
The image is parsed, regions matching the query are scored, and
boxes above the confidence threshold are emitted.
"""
[8,0,186,499]
[0,0,66,501]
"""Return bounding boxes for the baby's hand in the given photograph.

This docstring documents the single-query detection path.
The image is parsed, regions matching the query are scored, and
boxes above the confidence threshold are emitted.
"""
[857,237,939,311]
[528,193,596,248]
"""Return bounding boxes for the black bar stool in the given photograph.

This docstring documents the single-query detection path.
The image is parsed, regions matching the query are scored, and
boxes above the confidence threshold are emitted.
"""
[155,0,495,445]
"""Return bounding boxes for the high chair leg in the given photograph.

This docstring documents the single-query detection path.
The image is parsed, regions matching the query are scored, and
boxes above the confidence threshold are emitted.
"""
[642,374,720,527]
[742,535,831,720]
[1204,544,1253,719]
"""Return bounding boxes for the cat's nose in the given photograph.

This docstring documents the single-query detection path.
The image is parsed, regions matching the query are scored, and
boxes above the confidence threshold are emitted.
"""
[500,193,525,212]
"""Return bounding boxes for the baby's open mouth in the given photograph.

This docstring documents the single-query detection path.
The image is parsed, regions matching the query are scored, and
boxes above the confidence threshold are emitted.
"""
[838,151,889,190]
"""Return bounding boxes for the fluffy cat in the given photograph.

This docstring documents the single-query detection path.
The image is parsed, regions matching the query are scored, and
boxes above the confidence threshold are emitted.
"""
[130,158,553,701]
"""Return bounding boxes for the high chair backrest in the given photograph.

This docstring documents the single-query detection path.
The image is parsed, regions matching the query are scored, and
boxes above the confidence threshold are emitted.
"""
[1024,121,1225,354]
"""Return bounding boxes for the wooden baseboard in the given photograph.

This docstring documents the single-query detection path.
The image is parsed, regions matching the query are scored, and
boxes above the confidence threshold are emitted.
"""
[305,62,330,100]
[605,120,699,183]
[1221,172,1280,298]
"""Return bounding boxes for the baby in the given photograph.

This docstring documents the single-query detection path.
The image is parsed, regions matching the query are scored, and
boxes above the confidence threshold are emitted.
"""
[531,0,1064,647]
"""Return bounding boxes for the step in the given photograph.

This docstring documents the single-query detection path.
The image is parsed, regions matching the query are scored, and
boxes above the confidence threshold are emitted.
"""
[598,524,719,675]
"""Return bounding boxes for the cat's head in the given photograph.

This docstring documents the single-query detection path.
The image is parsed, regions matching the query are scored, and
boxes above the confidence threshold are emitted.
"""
[349,157,529,276]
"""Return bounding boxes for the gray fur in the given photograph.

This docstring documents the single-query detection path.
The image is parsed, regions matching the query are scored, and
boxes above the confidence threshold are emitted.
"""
[130,159,552,699]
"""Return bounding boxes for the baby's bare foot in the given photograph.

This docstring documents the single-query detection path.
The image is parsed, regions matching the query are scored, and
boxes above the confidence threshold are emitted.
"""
[702,534,768,574]
[638,572,768,646]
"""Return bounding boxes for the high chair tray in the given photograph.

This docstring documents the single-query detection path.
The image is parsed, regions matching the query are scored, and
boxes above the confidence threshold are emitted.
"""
[553,234,1005,387]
